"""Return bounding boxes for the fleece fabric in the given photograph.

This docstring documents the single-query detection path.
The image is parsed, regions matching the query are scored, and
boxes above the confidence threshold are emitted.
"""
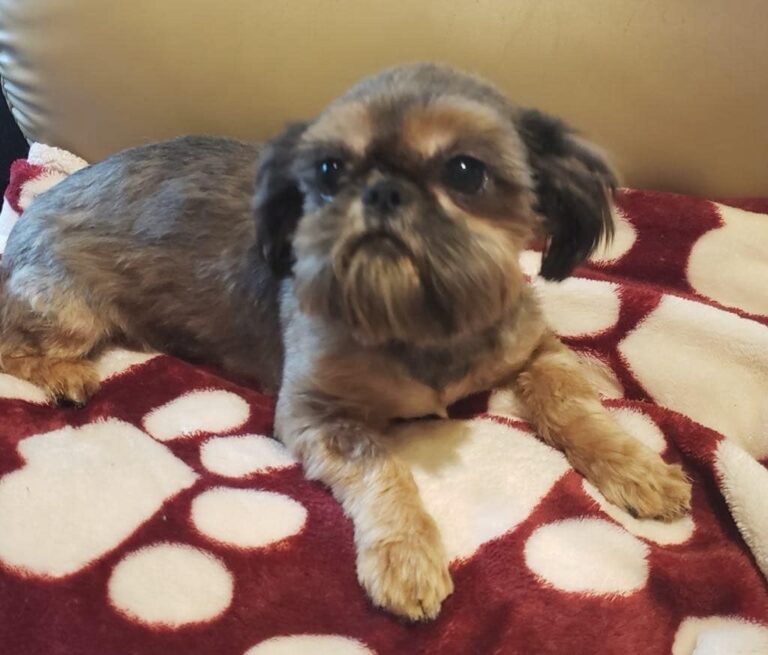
[1,147,767,655]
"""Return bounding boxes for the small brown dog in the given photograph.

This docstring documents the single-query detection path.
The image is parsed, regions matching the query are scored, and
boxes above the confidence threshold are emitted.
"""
[0,64,691,620]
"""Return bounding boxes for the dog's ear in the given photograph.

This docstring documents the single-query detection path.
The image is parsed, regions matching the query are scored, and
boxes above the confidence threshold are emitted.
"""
[254,122,309,277]
[517,109,618,281]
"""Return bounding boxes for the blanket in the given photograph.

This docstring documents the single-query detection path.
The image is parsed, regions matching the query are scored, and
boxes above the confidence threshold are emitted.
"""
[1,145,767,655]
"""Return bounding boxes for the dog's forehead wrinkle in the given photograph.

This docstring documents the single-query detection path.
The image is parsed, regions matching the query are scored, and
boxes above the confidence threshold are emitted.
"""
[309,91,523,186]
[364,144,425,182]
[305,101,374,155]
[397,102,525,174]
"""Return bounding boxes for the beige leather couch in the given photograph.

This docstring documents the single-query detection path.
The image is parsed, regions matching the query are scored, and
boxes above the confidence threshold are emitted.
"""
[1,0,766,196]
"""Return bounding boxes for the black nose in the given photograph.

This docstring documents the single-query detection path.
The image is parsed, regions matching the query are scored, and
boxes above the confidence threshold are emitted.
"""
[362,179,410,217]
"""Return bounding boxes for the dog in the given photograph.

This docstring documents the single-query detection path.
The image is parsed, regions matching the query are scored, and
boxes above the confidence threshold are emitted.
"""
[0,64,691,621]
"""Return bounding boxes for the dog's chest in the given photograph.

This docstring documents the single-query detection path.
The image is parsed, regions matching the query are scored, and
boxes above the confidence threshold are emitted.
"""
[310,344,500,422]
[384,319,545,417]
[381,333,518,417]
[293,291,545,421]
[390,336,494,393]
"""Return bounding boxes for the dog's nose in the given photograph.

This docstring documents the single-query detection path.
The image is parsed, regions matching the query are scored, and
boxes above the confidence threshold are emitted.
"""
[362,179,410,217]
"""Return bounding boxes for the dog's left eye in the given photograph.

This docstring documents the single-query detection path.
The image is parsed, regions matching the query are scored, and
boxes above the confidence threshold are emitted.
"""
[316,158,345,196]
[442,156,487,195]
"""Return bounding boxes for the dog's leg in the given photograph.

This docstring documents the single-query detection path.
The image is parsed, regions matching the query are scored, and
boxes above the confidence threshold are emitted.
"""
[513,332,691,520]
[277,404,453,620]
[0,286,104,405]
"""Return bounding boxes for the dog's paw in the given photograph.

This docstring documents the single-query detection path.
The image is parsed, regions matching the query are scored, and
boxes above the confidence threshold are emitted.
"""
[356,521,453,621]
[45,360,101,407]
[1,355,101,406]
[591,448,692,521]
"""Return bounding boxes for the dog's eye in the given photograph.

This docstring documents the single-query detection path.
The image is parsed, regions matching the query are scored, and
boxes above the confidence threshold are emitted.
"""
[442,156,487,195]
[316,158,345,196]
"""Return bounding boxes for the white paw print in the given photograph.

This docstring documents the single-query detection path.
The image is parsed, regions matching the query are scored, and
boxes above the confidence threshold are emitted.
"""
[0,349,303,630]
[0,347,706,652]
[391,402,697,587]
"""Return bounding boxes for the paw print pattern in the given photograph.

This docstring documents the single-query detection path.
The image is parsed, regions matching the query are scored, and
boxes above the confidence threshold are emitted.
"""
[618,294,768,460]
[671,616,768,654]
[403,406,696,596]
[688,203,768,317]
[190,487,307,550]
[108,542,234,628]
[200,434,296,476]
[0,352,310,633]
[108,387,310,628]
[0,419,197,578]
[143,389,252,441]
[3,170,768,654]
[245,635,374,655]
[524,518,650,595]
[389,418,571,561]
[0,349,406,652]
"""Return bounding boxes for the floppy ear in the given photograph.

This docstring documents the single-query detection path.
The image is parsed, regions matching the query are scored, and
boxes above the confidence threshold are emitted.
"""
[254,122,309,276]
[517,109,618,281]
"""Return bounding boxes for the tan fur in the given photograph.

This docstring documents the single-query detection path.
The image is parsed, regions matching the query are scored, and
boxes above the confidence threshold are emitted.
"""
[433,189,535,254]
[1,355,100,404]
[513,333,692,519]
[302,101,373,155]
[0,65,689,622]
[402,97,516,158]
[294,194,527,347]
[441,291,545,403]
[292,285,545,423]
[275,391,453,621]
[0,283,105,403]
[271,287,548,620]
[312,352,448,422]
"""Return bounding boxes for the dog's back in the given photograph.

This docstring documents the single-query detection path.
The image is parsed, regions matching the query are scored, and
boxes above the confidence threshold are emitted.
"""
[0,136,285,398]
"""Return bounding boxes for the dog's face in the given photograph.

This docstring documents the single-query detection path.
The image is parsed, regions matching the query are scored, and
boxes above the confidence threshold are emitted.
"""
[255,65,617,346]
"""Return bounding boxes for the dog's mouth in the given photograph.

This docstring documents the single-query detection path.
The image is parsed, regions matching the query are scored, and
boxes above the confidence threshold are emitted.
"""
[349,230,407,252]
[338,230,411,268]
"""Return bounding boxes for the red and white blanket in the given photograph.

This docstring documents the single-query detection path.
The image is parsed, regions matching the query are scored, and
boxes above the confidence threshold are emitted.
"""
[1,145,767,655]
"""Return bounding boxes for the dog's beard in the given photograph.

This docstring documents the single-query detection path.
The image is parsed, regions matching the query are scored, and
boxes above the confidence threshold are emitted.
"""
[340,239,427,344]
[294,219,522,346]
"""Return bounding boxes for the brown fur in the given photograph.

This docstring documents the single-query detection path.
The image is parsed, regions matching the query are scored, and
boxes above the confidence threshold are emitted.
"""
[514,333,691,519]
[275,404,453,620]
[0,281,104,403]
[1,355,99,404]
[401,98,516,159]
[302,101,374,156]
[0,64,690,621]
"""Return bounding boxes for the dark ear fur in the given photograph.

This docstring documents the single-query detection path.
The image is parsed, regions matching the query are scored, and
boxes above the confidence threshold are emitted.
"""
[254,122,308,276]
[518,109,618,281]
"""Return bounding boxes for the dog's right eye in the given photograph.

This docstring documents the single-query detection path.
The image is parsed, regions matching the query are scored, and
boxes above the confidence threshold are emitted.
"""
[316,158,346,197]
[442,155,487,195]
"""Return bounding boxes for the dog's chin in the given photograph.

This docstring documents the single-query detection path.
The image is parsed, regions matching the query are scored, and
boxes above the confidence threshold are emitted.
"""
[338,239,429,345]
[343,231,409,261]
[294,231,521,347]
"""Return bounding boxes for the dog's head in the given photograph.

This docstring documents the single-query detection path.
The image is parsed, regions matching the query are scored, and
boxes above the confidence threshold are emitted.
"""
[255,64,618,346]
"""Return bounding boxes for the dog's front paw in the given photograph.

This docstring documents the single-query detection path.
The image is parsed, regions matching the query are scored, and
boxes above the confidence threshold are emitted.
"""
[357,520,453,621]
[43,359,101,406]
[591,447,692,521]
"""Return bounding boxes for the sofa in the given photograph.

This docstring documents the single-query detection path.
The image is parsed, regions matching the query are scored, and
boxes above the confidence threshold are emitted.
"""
[1,2,767,654]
